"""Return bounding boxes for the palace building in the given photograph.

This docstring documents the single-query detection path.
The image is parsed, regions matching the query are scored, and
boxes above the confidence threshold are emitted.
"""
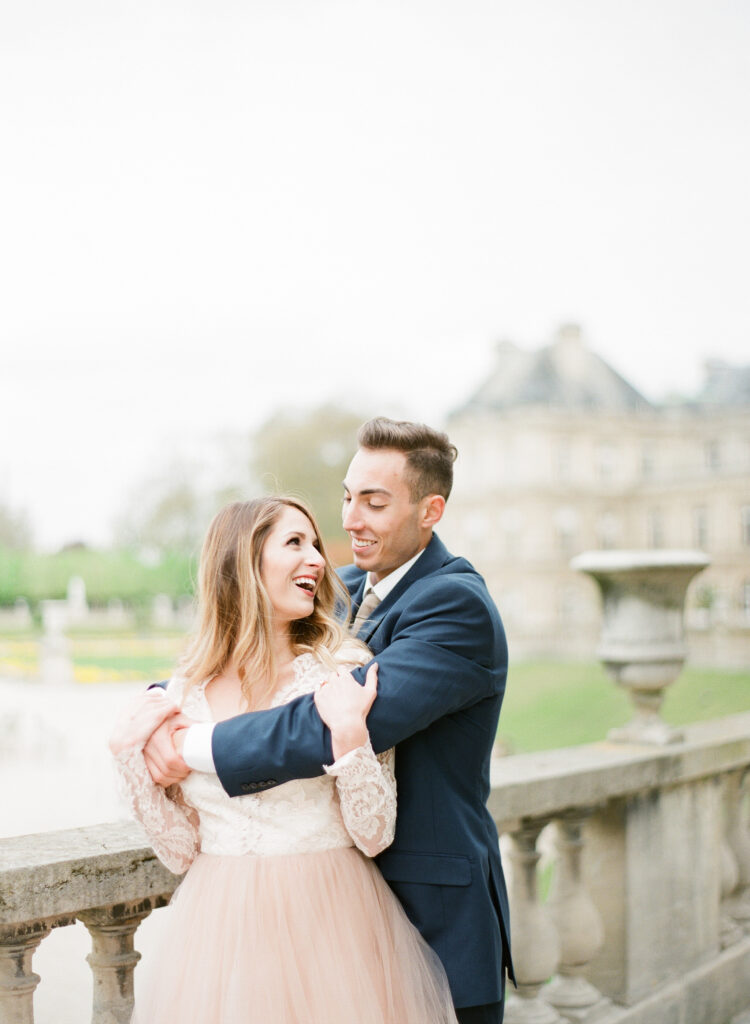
[441,324,750,665]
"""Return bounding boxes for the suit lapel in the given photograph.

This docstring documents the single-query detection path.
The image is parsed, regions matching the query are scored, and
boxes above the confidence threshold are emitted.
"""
[350,577,368,611]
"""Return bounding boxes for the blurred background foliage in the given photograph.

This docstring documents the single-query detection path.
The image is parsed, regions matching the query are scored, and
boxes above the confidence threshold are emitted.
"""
[0,404,363,608]
[250,405,362,565]
[0,546,195,609]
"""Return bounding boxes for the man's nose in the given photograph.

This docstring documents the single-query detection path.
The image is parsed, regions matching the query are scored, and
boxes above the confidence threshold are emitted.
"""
[342,502,361,531]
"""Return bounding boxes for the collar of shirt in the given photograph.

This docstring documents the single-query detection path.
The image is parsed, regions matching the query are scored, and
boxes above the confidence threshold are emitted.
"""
[364,547,426,603]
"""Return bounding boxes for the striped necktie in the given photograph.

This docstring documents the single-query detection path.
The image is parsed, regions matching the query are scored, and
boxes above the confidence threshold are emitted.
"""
[350,591,382,636]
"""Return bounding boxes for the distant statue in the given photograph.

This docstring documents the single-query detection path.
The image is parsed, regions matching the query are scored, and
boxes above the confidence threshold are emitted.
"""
[151,593,174,629]
[67,575,88,625]
[39,600,74,687]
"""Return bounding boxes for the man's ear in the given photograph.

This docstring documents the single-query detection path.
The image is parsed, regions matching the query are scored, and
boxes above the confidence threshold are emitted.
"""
[421,494,445,528]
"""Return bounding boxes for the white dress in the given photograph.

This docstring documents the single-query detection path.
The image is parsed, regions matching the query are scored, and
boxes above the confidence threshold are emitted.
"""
[114,652,458,1024]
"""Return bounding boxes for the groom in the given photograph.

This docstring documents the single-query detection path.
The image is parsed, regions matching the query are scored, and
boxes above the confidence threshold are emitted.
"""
[146,417,513,1023]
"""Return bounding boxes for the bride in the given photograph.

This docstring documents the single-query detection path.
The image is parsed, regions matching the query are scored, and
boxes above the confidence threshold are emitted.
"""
[110,496,457,1024]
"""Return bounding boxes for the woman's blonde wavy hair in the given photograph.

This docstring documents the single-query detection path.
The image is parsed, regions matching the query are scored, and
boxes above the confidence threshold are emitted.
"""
[179,497,361,710]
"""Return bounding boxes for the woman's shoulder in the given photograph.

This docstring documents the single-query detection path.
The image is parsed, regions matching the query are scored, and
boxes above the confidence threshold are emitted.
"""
[330,638,371,668]
[294,639,370,676]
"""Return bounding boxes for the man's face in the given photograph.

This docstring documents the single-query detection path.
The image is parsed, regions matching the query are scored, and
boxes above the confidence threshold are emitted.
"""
[342,448,430,582]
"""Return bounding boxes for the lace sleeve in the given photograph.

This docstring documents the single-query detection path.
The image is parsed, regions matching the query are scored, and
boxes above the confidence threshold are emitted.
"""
[325,741,396,858]
[114,747,200,874]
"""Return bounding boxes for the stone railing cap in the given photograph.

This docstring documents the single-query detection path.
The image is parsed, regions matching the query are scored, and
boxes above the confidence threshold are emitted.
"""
[0,821,179,926]
[489,711,750,825]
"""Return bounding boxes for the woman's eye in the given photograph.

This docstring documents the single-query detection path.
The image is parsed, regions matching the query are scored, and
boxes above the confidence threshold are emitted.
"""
[287,536,301,545]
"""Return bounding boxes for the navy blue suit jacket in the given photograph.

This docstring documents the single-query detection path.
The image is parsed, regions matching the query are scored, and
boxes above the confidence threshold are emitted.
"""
[212,533,513,1007]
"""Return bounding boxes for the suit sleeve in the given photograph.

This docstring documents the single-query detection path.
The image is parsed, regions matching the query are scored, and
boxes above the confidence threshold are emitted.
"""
[213,576,506,797]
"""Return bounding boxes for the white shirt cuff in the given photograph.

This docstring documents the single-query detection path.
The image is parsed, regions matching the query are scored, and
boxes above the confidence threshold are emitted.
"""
[182,723,217,773]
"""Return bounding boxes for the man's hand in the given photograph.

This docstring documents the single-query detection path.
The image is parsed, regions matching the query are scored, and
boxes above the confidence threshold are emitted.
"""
[143,714,195,787]
[315,663,378,761]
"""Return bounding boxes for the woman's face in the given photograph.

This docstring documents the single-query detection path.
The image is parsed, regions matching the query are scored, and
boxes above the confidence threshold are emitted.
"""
[260,505,326,625]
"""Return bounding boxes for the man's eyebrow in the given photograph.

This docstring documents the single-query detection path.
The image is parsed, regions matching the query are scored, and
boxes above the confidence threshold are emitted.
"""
[342,484,393,497]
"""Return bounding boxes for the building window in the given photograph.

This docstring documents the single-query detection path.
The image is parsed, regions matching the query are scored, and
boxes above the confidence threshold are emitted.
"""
[742,581,750,620]
[555,442,572,483]
[498,588,523,627]
[742,506,750,547]
[597,512,620,550]
[692,507,708,550]
[705,440,721,471]
[596,443,619,482]
[641,446,656,479]
[501,508,522,559]
[555,506,579,555]
[557,585,579,626]
[647,508,664,548]
[464,512,489,542]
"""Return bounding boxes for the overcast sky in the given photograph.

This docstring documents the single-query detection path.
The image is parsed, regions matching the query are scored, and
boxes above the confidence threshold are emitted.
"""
[1,0,748,549]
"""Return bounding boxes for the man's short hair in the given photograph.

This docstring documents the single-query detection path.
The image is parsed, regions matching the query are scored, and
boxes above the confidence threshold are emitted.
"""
[357,417,458,502]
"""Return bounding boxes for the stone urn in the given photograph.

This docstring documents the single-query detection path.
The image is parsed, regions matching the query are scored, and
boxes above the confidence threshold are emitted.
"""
[571,550,710,744]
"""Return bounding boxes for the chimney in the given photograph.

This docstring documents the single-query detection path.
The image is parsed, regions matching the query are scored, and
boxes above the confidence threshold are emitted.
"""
[553,323,587,377]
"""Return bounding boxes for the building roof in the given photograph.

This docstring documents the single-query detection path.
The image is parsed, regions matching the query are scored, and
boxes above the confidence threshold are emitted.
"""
[692,359,750,408]
[453,324,654,417]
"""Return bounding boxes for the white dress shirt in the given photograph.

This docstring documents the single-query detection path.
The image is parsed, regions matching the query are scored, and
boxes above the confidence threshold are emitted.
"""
[182,546,428,774]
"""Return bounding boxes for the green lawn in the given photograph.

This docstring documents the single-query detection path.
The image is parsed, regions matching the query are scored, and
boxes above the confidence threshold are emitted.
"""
[498,660,750,753]
[1,631,747,746]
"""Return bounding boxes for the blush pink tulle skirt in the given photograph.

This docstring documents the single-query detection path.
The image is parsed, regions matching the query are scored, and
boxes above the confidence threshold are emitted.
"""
[132,846,458,1024]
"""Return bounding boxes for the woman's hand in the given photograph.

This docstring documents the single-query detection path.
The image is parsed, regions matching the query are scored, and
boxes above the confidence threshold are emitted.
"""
[314,662,378,761]
[109,689,185,757]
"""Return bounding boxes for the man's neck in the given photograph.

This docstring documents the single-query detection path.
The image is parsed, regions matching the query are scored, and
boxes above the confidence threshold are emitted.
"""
[366,546,427,599]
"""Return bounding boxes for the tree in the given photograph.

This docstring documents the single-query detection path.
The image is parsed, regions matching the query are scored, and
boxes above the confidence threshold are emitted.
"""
[115,465,209,556]
[251,405,364,547]
[0,504,32,550]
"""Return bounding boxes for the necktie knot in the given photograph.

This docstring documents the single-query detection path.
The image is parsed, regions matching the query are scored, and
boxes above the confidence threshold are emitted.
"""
[351,591,381,635]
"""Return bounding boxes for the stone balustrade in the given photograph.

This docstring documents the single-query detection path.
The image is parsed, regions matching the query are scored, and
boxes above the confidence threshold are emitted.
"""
[491,711,750,1024]
[2,714,749,1024]
[0,823,179,1024]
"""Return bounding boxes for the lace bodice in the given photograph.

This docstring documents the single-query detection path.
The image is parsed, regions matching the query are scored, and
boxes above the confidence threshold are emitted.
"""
[114,653,396,874]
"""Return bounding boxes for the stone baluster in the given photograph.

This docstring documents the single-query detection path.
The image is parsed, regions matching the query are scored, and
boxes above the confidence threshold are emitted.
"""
[79,904,153,1024]
[545,812,610,1022]
[724,769,750,933]
[0,924,50,1024]
[719,836,743,948]
[504,822,563,1024]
